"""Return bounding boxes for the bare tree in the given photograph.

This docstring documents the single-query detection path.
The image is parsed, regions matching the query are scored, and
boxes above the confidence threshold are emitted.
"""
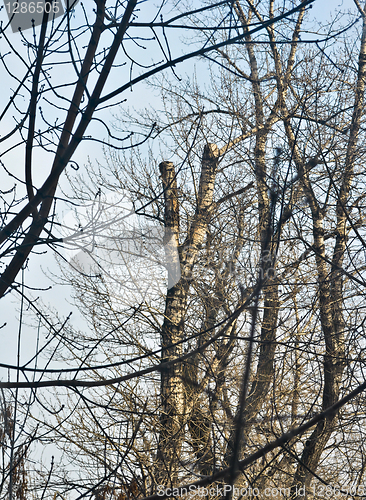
[3,1,366,499]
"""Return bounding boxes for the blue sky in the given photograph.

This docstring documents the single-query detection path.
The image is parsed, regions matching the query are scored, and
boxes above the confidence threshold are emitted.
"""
[0,0,362,376]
